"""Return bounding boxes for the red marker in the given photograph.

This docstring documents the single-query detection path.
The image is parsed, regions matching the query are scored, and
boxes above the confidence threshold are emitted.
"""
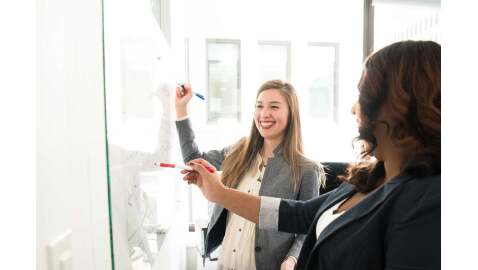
[156,162,215,173]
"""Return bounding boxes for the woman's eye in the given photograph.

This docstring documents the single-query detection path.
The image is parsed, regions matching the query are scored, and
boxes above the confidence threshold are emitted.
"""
[256,105,263,109]
[271,106,279,109]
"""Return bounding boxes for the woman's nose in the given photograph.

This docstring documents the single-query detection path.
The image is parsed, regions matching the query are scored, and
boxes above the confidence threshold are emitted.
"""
[351,102,358,115]
[261,108,272,117]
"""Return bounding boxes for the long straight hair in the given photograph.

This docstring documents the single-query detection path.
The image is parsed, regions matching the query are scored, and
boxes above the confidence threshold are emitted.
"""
[220,80,315,191]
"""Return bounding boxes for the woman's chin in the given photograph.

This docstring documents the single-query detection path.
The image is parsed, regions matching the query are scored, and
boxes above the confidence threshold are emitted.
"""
[261,133,281,141]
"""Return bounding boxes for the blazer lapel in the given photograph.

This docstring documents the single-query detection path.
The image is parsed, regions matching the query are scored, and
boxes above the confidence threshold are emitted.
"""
[313,174,413,249]
[305,184,356,244]
[261,155,282,183]
[259,146,285,190]
[296,183,355,269]
[314,183,356,219]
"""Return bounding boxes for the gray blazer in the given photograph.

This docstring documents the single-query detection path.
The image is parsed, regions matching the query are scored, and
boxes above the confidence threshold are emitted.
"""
[176,118,320,270]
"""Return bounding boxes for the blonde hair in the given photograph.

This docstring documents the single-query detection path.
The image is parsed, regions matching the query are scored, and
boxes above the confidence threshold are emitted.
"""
[220,80,319,191]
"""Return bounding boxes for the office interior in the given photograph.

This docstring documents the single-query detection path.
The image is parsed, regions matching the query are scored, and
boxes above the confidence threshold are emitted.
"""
[35,0,442,270]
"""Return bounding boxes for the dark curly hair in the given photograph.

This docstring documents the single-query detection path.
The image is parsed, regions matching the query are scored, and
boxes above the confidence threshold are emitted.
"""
[341,40,441,193]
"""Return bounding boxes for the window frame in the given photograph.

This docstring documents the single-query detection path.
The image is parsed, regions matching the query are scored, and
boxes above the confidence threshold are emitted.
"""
[257,40,292,82]
[306,42,340,122]
[205,39,242,124]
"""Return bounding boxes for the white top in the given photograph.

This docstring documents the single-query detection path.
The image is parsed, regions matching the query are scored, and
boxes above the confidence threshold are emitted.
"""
[315,198,347,240]
[217,155,265,270]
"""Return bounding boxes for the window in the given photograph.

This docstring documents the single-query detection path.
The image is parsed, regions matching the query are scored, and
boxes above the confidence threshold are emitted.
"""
[305,43,339,121]
[188,1,364,163]
[206,39,241,123]
[372,0,440,51]
[257,41,291,82]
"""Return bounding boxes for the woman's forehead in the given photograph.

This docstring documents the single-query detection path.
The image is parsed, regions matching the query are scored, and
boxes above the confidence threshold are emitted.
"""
[257,89,286,103]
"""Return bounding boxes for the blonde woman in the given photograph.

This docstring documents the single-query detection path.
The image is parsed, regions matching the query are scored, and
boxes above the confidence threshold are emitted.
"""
[175,80,323,270]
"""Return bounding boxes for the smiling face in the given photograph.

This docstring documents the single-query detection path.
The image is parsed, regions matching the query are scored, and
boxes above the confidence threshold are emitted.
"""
[254,89,290,142]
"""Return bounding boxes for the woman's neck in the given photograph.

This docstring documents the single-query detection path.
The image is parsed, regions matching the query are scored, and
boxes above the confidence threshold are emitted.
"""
[383,151,406,182]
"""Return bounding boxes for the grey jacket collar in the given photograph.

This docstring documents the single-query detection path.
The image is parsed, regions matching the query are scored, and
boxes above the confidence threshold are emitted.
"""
[273,144,284,156]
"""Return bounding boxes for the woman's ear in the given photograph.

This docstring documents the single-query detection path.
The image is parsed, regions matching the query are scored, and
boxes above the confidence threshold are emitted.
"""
[373,120,391,137]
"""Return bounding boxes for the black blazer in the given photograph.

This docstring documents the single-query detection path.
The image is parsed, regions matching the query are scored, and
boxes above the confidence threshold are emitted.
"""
[278,173,440,270]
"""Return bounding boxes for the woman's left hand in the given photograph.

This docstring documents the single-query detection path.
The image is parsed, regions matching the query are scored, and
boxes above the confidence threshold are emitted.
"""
[280,257,297,270]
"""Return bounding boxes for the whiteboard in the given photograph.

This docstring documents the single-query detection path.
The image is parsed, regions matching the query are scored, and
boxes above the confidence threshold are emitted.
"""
[103,0,178,268]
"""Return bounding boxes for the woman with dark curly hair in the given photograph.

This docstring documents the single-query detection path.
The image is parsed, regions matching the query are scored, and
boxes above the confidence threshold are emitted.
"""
[183,40,441,270]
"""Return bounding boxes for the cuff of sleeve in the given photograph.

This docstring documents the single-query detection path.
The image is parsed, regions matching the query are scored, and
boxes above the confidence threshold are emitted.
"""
[259,196,281,230]
[285,256,297,265]
[176,115,189,122]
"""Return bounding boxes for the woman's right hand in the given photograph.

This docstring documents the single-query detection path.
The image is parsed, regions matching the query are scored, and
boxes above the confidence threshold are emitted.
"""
[175,83,193,118]
[181,158,226,203]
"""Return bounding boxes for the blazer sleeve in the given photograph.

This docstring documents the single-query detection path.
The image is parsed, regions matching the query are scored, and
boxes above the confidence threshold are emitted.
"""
[175,118,230,169]
[285,164,320,259]
[278,189,332,235]
[384,177,441,270]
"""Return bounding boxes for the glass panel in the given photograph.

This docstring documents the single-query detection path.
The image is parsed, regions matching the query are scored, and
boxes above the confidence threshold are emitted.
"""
[207,41,241,123]
[103,0,182,269]
[258,42,290,82]
[373,3,441,50]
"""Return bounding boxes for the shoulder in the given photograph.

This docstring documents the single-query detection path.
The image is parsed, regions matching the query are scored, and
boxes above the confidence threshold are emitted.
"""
[296,157,326,187]
[388,174,440,222]
[296,158,322,179]
[395,174,440,203]
[296,155,320,171]
[299,157,326,179]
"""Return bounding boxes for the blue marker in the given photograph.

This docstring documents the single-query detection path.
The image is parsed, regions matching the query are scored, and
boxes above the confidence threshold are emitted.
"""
[179,84,205,100]
[193,92,205,100]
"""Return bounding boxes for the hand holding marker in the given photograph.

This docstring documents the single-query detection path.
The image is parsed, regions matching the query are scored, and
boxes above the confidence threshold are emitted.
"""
[169,83,209,174]
[178,83,205,100]
[156,162,215,173]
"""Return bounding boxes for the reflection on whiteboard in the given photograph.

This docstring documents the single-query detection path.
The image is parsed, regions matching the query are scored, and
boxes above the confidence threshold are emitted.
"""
[103,0,176,269]
[108,84,174,269]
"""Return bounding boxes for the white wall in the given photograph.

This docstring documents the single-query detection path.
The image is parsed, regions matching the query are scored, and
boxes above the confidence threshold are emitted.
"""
[37,0,112,269]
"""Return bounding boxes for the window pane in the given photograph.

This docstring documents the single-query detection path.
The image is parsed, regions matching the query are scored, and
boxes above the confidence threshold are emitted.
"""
[373,3,440,50]
[258,42,290,82]
[306,44,338,120]
[207,41,241,123]
[187,1,364,163]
